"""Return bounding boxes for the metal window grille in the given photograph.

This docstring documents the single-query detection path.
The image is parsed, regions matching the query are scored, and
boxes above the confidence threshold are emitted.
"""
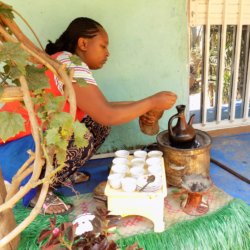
[189,0,250,130]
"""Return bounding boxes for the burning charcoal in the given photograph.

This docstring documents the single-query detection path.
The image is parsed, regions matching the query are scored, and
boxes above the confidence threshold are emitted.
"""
[182,174,212,192]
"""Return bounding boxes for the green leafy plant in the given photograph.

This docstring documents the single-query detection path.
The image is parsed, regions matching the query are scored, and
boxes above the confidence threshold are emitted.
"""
[38,207,143,250]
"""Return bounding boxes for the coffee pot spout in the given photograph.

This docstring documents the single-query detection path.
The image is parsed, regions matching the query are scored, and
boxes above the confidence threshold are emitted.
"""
[188,114,195,126]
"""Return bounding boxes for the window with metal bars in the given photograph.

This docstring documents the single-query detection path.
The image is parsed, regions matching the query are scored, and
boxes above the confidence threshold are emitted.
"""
[189,0,250,130]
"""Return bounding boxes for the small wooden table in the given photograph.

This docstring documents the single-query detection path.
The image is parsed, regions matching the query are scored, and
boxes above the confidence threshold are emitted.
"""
[105,157,167,232]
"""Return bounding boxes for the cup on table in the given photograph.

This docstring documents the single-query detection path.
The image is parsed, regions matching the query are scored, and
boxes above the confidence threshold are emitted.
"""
[133,150,147,159]
[108,173,123,189]
[115,149,130,158]
[130,166,145,178]
[121,177,137,192]
[131,157,145,167]
[148,164,162,176]
[111,164,128,175]
[147,150,163,158]
[112,157,129,165]
[146,157,162,167]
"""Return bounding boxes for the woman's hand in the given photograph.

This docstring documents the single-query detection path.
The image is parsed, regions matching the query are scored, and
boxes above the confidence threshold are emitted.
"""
[151,91,177,110]
[139,110,164,125]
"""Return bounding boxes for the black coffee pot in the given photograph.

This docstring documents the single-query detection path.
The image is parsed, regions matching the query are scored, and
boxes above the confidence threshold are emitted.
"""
[168,105,196,148]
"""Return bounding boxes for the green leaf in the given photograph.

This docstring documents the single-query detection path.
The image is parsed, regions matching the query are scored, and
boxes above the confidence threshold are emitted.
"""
[9,66,22,80]
[37,110,47,122]
[73,121,89,148]
[32,94,45,105]
[26,65,50,91]
[56,147,67,167]
[0,65,20,85]
[69,55,82,65]
[44,128,61,145]
[0,42,28,75]
[0,112,25,142]
[44,95,65,113]
[74,77,88,87]
[49,112,73,131]
[0,3,14,19]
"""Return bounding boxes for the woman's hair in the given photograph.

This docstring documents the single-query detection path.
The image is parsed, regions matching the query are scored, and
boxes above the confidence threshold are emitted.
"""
[45,17,103,55]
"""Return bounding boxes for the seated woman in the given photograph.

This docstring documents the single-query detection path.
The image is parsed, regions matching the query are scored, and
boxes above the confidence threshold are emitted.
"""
[0,17,177,215]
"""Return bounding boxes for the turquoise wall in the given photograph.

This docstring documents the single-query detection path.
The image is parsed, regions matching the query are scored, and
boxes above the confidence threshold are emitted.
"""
[7,0,189,153]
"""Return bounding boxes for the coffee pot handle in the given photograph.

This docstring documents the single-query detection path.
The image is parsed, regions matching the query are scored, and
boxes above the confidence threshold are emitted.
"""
[168,114,180,137]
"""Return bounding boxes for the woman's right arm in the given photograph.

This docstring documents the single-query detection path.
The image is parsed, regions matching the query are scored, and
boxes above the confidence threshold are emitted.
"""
[73,83,177,126]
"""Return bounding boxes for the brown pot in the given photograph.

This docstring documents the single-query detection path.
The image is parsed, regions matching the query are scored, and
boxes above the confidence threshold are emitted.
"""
[168,105,196,148]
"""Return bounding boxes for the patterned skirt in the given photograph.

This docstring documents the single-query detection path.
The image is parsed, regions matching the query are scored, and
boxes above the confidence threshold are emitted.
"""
[51,116,111,187]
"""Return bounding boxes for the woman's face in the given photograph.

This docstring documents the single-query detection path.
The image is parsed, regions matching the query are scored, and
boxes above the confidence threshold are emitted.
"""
[78,28,109,70]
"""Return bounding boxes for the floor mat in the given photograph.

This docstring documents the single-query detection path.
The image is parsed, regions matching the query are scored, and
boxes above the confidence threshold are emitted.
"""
[16,184,250,249]
[69,184,232,240]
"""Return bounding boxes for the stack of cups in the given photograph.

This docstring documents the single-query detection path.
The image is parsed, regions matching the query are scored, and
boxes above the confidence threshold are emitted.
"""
[130,150,147,179]
[146,150,163,178]
[108,149,164,192]
[108,150,131,190]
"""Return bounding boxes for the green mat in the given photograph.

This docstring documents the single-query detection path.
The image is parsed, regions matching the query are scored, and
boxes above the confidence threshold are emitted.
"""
[117,199,250,250]
[14,198,250,249]
[14,202,69,250]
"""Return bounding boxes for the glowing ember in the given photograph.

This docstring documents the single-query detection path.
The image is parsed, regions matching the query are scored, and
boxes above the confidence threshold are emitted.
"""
[181,174,212,192]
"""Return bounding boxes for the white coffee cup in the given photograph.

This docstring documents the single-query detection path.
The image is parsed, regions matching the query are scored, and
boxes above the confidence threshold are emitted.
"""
[147,150,163,158]
[108,173,123,189]
[115,150,130,158]
[131,157,145,166]
[133,150,147,159]
[111,164,128,174]
[148,164,162,176]
[146,157,162,166]
[112,157,129,165]
[130,166,145,178]
[121,177,137,192]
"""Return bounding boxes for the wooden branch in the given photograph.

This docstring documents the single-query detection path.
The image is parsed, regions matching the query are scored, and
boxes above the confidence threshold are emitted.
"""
[0,174,51,248]
[19,76,43,179]
[0,4,79,247]
[12,9,44,50]
[0,16,77,118]
[0,165,43,212]
[0,127,53,248]
[15,152,35,177]
[0,75,44,212]
[6,152,35,200]
[6,166,33,201]
[0,23,77,119]
[0,24,58,76]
